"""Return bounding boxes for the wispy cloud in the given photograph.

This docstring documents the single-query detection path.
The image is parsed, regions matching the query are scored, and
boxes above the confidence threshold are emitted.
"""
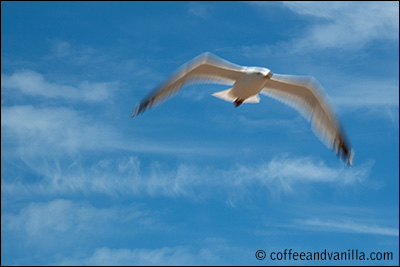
[2,197,236,265]
[1,105,118,157]
[49,40,116,67]
[55,246,207,266]
[1,70,117,102]
[51,40,74,58]
[281,1,399,51]
[0,105,227,163]
[187,2,212,19]
[46,40,161,86]
[52,237,243,266]
[268,203,399,237]
[229,156,373,197]
[297,218,399,237]
[331,78,399,109]
[2,197,245,265]
[2,154,373,200]
[241,1,399,55]
[1,199,164,250]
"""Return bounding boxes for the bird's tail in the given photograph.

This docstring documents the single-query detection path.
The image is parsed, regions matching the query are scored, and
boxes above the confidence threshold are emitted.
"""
[212,88,236,102]
[212,88,260,104]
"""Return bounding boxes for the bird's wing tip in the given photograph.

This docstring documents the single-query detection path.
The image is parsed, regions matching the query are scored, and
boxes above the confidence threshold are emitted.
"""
[347,149,355,167]
[130,104,141,118]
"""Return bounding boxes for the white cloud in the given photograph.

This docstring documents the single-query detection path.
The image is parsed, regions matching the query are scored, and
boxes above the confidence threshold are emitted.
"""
[51,41,73,58]
[53,238,239,266]
[281,1,399,51]
[242,2,399,54]
[331,78,399,109]
[2,154,373,200]
[187,2,211,19]
[3,199,149,234]
[228,156,373,198]
[1,105,221,162]
[56,246,204,266]
[1,105,118,158]
[2,199,241,265]
[1,70,117,102]
[2,197,233,265]
[297,218,399,237]
[1,199,161,251]
[46,40,161,85]
[49,41,105,66]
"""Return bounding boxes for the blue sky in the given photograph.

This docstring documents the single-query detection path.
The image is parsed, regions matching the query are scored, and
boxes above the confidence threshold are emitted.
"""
[1,1,399,265]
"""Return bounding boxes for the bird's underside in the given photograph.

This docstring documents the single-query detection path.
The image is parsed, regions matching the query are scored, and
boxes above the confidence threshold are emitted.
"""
[131,52,354,166]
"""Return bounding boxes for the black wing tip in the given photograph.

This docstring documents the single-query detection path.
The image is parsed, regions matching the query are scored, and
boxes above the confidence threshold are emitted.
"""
[337,143,354,167]
[130,103,142,118]
[346,149,355,167]
[333,133,354,167]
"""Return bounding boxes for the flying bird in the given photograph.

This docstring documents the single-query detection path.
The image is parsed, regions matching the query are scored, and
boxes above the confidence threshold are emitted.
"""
[131,52,354,166]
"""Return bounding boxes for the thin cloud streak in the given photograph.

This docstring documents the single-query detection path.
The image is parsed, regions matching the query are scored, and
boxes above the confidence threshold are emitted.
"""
[55,246,208,266]
[1,105,226,159]
[2,155,373,199]
[52,237,242,266]
[3,199,151,236]
[1,70,117,102]
[297,218,399,237]
[331,79,399,109]
[1,199,167,254]
[46,40,162,84]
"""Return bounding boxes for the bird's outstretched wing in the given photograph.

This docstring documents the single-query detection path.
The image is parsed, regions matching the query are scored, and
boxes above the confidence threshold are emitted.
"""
[131,52,245,117]
[261,74,354,166]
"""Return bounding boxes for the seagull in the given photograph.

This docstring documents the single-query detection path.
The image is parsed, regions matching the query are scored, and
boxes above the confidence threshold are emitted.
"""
[131,52,354,166]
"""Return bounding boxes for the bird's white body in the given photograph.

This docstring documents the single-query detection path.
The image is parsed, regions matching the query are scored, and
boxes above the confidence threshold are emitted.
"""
[212,67,272,106]
[131,52,354,166]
